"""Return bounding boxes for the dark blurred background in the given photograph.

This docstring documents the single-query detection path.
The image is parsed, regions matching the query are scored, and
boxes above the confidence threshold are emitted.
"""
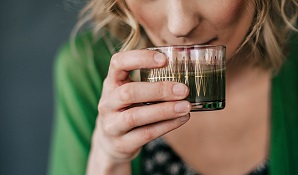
[0,0,82,174]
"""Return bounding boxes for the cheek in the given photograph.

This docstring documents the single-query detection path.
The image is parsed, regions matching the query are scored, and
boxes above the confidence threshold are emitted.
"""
[205,1,255,58]
[203,1,251,28]
[125,1,163,31]
[136,12,158,30]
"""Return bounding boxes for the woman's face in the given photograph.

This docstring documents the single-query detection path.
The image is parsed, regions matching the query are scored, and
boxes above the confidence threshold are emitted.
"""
[125,0,255,59]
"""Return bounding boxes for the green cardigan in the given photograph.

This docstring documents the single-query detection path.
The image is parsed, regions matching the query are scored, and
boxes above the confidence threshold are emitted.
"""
[48,32,298,175]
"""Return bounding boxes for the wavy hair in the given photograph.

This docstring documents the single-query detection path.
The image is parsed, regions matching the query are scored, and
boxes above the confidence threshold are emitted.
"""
[72,0,298,71]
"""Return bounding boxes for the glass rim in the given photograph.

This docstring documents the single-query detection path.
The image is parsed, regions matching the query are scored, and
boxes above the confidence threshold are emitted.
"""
[146,44,226,50]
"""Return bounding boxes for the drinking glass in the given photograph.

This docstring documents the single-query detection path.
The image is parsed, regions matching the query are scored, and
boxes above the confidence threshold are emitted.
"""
[140,45,226,111]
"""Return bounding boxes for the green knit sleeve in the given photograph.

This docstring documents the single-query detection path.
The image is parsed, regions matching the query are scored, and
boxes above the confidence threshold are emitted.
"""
[48,33,111,175]
[270,34,298,175]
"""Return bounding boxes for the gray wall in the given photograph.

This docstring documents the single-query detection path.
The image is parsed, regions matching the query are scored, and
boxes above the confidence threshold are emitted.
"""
[0,0,81,174]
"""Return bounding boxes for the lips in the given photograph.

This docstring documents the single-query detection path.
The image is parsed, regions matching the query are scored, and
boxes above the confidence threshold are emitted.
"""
[164,37,218,46]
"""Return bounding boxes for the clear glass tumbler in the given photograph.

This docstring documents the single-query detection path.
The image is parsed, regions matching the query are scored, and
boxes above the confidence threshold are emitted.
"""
[140,45,226,111]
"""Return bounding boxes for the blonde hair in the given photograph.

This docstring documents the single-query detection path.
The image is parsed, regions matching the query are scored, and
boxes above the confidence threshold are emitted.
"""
[73,0,298,71]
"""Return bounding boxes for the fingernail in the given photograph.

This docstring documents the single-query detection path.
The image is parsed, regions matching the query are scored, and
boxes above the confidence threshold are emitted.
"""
[174,101,191,113]
[179,114,190,122]
[173,83,188,97]
[154,52,167,64]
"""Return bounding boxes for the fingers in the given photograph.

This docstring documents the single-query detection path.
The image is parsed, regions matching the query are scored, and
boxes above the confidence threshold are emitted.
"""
[113,100,191,133]
[107,50,167,83]
[94,49,191,163]
[106,81,189,109]
[96,112,190,162]
[122,114,190,150]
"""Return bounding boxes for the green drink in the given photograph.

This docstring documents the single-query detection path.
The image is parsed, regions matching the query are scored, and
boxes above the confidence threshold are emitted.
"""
[141,45,226,111]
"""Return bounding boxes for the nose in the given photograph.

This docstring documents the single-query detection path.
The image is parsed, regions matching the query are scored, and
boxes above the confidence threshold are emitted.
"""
[166,0,200,37]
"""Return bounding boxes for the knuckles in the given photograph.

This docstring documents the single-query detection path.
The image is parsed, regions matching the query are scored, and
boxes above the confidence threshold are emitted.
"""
[97,100,107,117]
[123,110,137,129]
[101,120,115,136]
[118,85,133,102]
[153,81,174,101]
[110,53,123,70]
[141,127,156,142]
[157,81,169,98]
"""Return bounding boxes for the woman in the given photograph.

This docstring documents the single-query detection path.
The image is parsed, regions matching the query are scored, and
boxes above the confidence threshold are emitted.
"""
[48,0,298,174]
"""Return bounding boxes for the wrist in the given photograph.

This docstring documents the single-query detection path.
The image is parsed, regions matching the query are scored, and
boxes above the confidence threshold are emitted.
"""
[86,142,132,175]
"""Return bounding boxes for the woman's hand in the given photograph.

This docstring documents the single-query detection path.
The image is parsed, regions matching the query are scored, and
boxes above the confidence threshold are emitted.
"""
[87,50,191,175]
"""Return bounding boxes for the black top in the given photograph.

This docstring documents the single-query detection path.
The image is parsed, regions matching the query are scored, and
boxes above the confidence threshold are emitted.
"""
[142,138,268,175]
